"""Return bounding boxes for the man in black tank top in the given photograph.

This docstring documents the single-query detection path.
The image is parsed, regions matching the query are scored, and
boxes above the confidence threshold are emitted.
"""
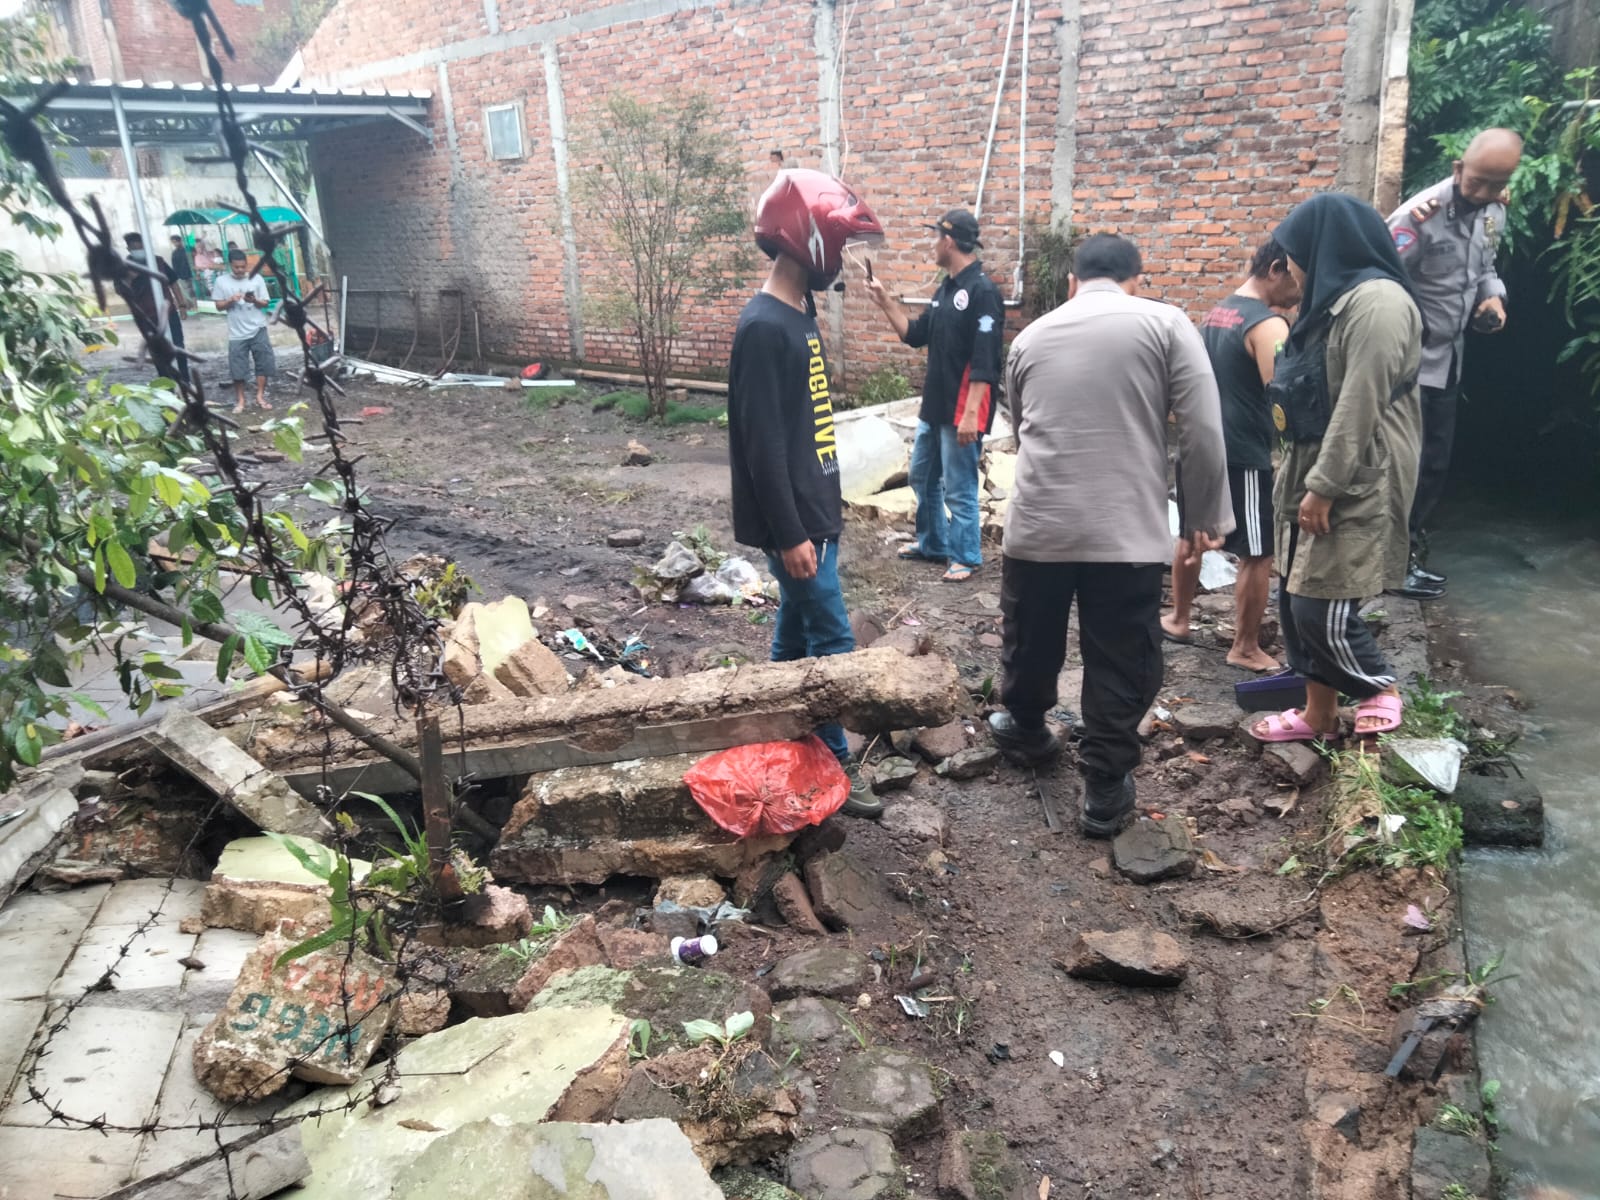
[1163,238,1299,671]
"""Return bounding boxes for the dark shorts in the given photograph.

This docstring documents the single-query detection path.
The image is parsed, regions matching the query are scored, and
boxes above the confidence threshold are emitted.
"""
[227,327,275,382]
[1222,466,1273,559]
[1175,464,1274,558]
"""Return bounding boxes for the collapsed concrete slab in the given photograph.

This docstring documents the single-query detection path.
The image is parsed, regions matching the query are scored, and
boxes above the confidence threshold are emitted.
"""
[493,828,793,887]
[278,1008,634,1198]
[144,712,331,838]
[201,835,372,935]
[262,647,963,798]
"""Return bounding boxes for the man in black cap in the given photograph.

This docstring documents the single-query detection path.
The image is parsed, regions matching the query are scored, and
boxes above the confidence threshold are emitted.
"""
[864,208,1005,583]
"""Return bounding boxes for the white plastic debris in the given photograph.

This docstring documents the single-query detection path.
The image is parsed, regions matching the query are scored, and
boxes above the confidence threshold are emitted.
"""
[1382,737,1468,795]
[1049,1051,1066,1068]
[1166,500,1239,591]
[652,541,703,582]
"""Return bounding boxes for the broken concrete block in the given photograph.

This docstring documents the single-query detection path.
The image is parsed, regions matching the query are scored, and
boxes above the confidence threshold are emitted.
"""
[494,828,791,887]
[1112,818,1196,883]
[768,996,855,1059]
[773,872,828,936]
[768,946,872,1000]
[803,851,889,931]
[831,1047,940,1139]
[1171,702,1239,740]
[440,606,482,691]
[787,1127,901,1200]
[470,596,537,677]
[607,528,645,548]
[880,797,944,840]
[504,754,717,842]
[939,1129,1033,1200]
[839,414,910,502]
[612,1047,801,1169]
[623,438,654,466]
[1411,1126,1492,1200]
[201,835,372,935]
[508,916,608,1011]
[870,756,919,795]
[415,885,532,949]
[192,930,396,1102]
[492,637,571,697]
[279,1009,637,1199]
[1262,740,1325,786]
[524,965,772,1048]
[1453,771,1545,848]
[393,986,451,1037]
[1064,928,1189,987]
[935,744,1001,780]
[913,719,969,764]
[145,712,331,838]
[655,874,728,910]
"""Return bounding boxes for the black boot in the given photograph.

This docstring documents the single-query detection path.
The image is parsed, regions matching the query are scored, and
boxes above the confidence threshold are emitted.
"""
[1411,559,1446,585]
[1080,771,1136,839]
[1387,561,1446,601]
[987,712,1061,765]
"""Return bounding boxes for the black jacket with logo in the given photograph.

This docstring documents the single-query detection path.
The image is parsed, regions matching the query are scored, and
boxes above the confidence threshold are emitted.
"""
[727,292,843,551]
[903,260,1005,431]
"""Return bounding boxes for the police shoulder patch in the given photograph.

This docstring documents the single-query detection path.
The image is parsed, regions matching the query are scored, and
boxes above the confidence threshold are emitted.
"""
[1392,227,1417,253]
[977,313,996,333]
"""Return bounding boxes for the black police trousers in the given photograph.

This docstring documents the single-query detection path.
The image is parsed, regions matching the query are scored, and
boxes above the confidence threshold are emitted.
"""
[998,557,1164,782]
[1408,382,1457,553]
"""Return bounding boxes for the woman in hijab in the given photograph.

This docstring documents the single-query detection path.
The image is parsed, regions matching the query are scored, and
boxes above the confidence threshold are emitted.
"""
[1252,192,1423,743]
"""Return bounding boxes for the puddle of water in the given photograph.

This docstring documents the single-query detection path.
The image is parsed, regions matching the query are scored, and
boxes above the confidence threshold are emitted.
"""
[1430,513,1600,1197]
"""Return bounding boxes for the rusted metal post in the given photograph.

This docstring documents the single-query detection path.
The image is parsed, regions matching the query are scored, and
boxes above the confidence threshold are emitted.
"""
[416,714,462,903]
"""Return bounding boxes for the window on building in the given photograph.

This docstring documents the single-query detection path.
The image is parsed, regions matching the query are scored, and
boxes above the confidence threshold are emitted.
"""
[485,103,524,161]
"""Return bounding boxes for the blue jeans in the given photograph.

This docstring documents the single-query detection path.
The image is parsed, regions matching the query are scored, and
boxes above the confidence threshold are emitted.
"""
[909,420,984,568]
[764,540,855,761]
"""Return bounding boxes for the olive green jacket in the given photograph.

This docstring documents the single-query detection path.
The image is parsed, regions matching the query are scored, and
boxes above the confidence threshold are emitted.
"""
[1273,278,1423,600]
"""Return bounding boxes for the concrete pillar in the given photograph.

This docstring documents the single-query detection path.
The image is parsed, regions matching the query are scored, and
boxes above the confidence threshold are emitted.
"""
[1050,0,1081,231]
[1337,0,1414,209]
[814,0,845,377]
[543,42,585,360]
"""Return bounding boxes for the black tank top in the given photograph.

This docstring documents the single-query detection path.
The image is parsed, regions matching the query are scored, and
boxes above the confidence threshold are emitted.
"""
[1198,294,1280,471]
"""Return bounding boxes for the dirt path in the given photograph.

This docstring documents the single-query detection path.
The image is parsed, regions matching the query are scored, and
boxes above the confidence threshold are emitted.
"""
[96,337,1458,1196]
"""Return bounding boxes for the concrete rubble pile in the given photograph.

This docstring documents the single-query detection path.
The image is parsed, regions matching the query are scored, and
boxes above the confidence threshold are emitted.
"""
[0,575,972,1197]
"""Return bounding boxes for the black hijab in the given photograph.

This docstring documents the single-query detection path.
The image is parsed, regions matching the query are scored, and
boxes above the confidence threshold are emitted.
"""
[1273,192,1420,352]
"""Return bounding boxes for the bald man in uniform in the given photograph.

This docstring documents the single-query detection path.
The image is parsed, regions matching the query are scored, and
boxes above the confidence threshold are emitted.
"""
[1386,127,1523,598]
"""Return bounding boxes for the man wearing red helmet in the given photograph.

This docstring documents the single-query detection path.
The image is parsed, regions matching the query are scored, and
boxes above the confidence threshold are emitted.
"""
[729,168,885,818]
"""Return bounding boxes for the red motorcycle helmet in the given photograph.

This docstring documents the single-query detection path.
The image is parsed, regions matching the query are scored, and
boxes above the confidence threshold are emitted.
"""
[754,168,884,291]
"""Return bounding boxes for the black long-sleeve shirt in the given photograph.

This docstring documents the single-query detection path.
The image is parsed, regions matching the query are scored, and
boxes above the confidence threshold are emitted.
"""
[727,292,843,551]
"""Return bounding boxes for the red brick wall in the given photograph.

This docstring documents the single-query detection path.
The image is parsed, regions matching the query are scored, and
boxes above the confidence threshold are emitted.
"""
[301,0,1360,388]
[61,0,298,84]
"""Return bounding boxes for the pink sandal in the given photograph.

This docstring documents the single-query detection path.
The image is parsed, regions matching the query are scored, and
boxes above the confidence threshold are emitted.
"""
[1353,693,1403,735]
[1251,708,1337,743]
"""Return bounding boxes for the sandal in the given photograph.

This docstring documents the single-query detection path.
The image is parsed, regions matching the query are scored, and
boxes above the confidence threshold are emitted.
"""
[898,544,946,563]
[1353,693,1403,736]
[940,563,977,583]
[1250,708,1338,744]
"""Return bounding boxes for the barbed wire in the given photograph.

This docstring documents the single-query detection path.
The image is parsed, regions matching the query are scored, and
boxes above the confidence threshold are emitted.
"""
[0,2,485,1189]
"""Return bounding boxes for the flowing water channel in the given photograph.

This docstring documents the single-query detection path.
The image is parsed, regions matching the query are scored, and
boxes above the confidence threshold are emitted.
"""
[1429,507,1600,1197]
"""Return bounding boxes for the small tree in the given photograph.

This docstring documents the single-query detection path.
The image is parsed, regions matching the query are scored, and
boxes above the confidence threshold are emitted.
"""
[0,14,322,788]
[581,91,752,418]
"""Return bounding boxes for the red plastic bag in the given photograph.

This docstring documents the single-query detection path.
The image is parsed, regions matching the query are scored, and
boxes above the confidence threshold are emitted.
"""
[684,736,850,838]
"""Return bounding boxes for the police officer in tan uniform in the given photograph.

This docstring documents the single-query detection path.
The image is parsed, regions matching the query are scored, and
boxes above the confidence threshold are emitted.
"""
[1386,127,1522,598]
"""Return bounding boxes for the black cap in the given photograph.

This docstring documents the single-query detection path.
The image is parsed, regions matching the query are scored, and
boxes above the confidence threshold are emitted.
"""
[927,209,981,248]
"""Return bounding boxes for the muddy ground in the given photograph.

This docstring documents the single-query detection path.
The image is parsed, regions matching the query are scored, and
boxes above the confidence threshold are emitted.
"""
[87,324,1474,1198]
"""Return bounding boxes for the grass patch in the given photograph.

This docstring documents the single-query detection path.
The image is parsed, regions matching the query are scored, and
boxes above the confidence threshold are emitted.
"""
[1318,746,1462,875]
[1397,677,1469,741]
[593,387,726,425]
